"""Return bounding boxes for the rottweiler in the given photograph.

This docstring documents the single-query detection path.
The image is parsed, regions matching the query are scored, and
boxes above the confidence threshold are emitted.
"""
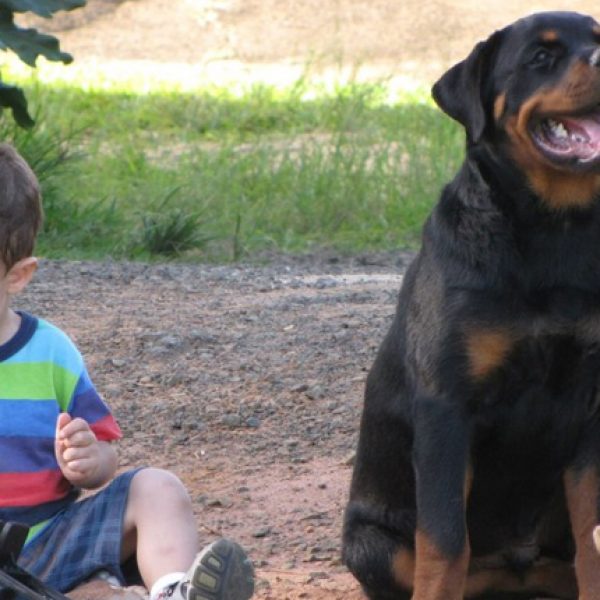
[342,11,600,600]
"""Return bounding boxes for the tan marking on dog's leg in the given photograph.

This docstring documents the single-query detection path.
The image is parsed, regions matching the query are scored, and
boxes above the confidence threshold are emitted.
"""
[465,330,513,380]
[391,547,414,590]
[565,467,600,599]
[412,530,469,600]
[465,560,576,598]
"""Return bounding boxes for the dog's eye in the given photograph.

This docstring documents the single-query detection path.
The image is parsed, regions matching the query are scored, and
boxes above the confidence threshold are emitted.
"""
[527,42,564,70]
[530,48,553,66]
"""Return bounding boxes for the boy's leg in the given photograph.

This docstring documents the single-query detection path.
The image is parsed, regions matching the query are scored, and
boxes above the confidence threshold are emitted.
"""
[122,468,254,600]
[121,468,198,585]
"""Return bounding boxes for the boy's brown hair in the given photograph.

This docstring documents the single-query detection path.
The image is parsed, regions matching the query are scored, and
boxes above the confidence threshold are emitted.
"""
[0,143,42,270]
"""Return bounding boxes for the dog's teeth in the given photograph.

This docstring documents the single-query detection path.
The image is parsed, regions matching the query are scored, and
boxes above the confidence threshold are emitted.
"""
[547,119,569,139]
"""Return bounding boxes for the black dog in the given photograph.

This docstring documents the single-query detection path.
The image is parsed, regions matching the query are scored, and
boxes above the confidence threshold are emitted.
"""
[342,11,600,600]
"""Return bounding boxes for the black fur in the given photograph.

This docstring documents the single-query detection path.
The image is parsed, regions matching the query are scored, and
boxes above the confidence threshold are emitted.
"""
[343,11,600,600]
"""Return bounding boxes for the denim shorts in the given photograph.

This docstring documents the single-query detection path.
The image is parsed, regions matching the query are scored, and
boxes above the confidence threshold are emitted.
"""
[17,468,144,592]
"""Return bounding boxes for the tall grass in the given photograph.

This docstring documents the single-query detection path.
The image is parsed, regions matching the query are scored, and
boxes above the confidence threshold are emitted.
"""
[4,73,464,261]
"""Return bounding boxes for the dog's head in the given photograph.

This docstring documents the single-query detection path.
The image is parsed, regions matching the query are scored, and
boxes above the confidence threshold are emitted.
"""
[433,11,600,209]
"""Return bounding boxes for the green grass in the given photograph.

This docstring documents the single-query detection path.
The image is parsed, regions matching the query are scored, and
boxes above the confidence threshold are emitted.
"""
[1,70,465,262]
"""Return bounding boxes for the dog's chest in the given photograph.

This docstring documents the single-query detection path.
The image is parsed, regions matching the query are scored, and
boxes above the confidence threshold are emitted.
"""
[472,324,600,452]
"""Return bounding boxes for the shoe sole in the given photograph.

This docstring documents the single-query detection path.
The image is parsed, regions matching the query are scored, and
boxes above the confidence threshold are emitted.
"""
[187,538,255,600]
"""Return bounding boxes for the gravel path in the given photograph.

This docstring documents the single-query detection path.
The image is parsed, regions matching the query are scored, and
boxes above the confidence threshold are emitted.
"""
[17,253,412,598]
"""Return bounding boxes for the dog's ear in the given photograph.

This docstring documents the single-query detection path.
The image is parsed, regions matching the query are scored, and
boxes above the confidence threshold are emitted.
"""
[432,30,504,143]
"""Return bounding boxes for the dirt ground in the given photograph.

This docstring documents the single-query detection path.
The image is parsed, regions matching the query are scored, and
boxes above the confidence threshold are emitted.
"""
[15,1,600,599]
[25,0,600,86]
[17,253,410,599]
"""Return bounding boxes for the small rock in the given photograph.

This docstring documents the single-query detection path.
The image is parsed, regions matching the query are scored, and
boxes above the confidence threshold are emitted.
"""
[206,496,233,508]
[314,277,338,289]
[252,527,272,539]
[221,414,242,428]
[306,385,325,400]
[290,383,309,393]
[342,450,356,466]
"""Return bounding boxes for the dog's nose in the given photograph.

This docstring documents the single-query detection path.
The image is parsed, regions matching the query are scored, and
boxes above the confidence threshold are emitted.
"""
[590,46,600,67]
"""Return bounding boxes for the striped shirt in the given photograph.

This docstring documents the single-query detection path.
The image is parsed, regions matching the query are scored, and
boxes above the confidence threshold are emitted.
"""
[0,312,121,526]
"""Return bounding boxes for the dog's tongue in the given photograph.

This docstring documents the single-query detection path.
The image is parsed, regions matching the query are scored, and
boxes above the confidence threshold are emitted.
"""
[551,113,600,159]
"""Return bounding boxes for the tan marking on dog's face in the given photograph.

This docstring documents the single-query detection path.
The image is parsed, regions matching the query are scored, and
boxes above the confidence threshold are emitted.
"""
[524,168,600,209]
[465,330,513,380]
[564,468,600,593]
[540,30,559,43]
[494,93,507,123]
[593,25,600,38]
[413,530,469,600]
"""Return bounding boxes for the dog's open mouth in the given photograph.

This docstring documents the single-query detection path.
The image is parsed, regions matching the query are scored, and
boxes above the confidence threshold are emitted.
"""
[531,109,600,166]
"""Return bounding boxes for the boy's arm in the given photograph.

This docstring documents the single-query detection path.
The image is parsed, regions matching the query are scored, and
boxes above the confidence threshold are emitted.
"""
[55,413,118,490]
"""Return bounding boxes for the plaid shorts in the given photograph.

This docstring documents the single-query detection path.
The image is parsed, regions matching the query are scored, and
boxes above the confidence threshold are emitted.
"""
[17,468,144,593]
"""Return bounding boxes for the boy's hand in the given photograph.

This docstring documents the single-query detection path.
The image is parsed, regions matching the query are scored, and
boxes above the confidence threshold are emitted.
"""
[55,413,117,488]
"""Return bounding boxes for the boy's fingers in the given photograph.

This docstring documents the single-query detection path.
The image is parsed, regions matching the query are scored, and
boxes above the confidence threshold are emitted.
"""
[55,412,72,439]
[62,430,96,448]
[57,417,93,442]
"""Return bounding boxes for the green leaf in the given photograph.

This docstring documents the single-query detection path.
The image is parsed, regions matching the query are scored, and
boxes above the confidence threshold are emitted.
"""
[0,0,85,126]
[0,81,34,127]
[0,9,72,65]
[0,0,86,17]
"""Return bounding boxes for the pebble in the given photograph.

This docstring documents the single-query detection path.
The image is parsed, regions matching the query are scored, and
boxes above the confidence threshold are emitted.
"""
[206,496,234,508]
[221,414,243,428]
[290,383,309,393]
[252,527,272,538]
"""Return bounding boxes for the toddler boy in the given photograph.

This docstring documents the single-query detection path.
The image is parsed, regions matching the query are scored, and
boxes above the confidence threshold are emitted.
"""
[0,143,254,600]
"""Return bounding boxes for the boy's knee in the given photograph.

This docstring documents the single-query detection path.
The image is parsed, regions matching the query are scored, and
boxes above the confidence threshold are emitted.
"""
[130,468,191,508]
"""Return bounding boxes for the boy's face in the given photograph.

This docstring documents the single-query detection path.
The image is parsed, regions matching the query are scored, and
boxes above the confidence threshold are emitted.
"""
[0,257,38,320]
[0,264,8,318]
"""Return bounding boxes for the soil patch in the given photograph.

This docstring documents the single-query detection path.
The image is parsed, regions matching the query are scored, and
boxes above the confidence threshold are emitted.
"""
[17,253,410,599]
[25,0,600,86]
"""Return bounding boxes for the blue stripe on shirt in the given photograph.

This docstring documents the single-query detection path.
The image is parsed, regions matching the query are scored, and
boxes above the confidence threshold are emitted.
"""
[0,399,59,437]
[0,437,56,472]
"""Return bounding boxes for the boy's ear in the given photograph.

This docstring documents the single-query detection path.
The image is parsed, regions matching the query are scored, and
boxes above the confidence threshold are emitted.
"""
[7,257,38,294]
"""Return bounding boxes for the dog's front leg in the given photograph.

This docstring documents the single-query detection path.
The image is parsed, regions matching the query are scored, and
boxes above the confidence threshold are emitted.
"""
[412,395,471,600]
[564,466,600,600]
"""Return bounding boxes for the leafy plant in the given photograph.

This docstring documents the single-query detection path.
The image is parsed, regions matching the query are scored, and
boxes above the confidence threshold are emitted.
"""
[0,0,85,126]
[139,188,215,257]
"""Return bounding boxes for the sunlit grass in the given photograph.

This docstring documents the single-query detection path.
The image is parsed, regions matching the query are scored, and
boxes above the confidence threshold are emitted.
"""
[0,59,464,262]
